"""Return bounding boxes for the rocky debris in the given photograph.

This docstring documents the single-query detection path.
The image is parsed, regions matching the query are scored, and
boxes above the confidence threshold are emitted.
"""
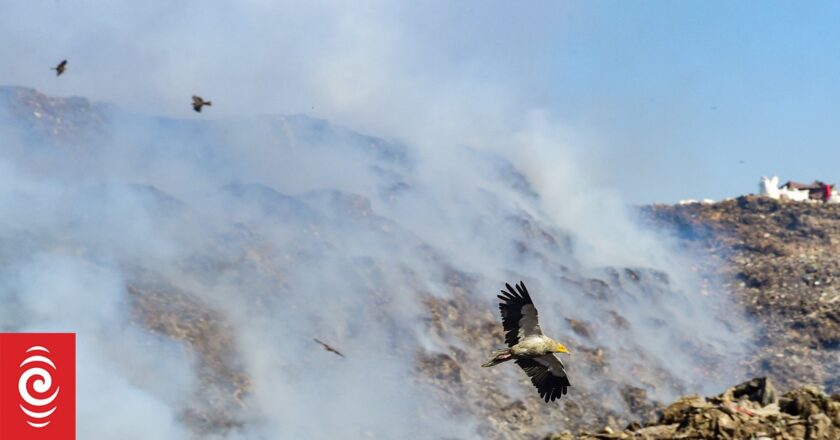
[646,196,840,394]
[724,376,777,407]
[554,377,840,440]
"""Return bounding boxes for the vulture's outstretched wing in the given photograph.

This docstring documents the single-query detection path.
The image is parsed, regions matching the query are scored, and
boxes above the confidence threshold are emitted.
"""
[497,281,542,346]
[515,354,570,402]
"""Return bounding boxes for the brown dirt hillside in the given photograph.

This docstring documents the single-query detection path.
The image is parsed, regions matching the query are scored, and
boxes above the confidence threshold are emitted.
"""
[645,196,840,394]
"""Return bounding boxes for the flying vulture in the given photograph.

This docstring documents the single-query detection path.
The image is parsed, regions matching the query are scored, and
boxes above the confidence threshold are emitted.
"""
[192,95,212,112]
[314,338,345,358]
[52,60,67,76]
[482,281,571,402]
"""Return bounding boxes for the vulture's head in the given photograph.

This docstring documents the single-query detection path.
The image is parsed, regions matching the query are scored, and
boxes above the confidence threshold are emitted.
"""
[552,341,571,355]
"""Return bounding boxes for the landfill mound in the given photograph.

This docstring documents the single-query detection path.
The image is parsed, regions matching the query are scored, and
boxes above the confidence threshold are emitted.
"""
[3,86,838,438]
[0,86,754,438]
[549,377,840,440]
[646,196,840,394]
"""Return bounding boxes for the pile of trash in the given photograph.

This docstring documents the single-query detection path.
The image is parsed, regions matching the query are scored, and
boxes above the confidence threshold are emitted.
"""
[646,196,840,395]
[548,377,840,440]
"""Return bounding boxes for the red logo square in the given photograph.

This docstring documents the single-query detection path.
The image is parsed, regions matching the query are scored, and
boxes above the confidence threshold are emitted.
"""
[0,333,75,440]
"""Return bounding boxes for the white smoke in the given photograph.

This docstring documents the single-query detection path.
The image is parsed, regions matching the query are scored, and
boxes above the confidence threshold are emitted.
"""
[0,2,752,438]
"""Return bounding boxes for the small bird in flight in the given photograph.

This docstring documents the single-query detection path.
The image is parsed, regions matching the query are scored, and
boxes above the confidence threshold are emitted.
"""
[52,60,67,76]
[314,338,345,358]
[192,95,212,112]
[483,282,571,402]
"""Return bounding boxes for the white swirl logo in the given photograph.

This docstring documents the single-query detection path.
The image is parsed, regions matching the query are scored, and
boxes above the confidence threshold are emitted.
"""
[18,346,60,428]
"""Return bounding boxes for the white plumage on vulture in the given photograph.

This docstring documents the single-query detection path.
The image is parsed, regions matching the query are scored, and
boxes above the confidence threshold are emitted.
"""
[482,281,571,402]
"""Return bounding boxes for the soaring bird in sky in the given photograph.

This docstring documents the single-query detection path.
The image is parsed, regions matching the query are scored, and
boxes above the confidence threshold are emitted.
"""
[314,338,345,358]
[52,60,67,76]
[192,95,212,112]
[483,282,571,402]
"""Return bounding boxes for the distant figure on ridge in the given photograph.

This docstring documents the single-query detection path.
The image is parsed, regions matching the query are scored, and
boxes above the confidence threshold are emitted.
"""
[192,95,212,112]
[52,60,67,76]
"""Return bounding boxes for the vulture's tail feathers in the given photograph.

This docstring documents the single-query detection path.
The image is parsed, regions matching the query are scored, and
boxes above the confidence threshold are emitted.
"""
[482,348,512,367]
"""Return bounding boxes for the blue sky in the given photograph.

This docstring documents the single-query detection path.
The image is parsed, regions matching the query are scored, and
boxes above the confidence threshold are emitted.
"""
[3,1,840,203]
[535,2,840,203]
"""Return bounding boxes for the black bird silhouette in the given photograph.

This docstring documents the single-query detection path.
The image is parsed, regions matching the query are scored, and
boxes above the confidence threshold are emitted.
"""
[52,60,67,76]
[313,338,345,358]
[192,95,212,112]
